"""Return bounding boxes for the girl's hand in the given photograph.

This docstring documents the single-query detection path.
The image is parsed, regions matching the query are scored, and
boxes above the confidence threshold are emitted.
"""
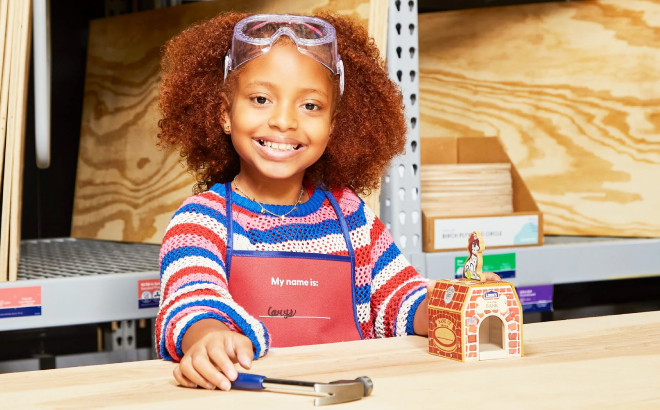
[174,319,254,391]
[483,272,502,281]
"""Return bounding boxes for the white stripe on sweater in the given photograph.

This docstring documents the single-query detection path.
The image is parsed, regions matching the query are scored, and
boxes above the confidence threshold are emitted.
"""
[395,287,427,337]
[162,289,268,358]
[172,309,268,358]
[371,253,410,293]
[160,283,232,343]
[168,212,228,239]
[162,255,226,287]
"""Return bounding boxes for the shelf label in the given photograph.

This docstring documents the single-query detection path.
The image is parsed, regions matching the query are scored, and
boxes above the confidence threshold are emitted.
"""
[138,279,160,309]
[0,286,42,319]
[517,284,553,313]
[455,252,516,279]
[434,215,539,250]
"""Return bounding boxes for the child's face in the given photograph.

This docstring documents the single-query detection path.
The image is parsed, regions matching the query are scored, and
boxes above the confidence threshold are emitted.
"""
[224,40,335,182]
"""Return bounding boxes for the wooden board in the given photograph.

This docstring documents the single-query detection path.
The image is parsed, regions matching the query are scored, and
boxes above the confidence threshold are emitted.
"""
[1,311,659,409]
[0,0,8,90]
[419,0,660,237]
[0,0,14,282]
[0,0,20,282]
[71,0,378,244]
[421,163,513,217]
[7,0,31,281]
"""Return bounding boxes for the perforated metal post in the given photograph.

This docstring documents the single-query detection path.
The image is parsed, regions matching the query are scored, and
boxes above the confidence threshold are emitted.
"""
[380,0,425,274]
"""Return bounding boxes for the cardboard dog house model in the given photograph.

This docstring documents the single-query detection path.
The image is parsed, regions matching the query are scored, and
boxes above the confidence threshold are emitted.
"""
[428,232,524,362]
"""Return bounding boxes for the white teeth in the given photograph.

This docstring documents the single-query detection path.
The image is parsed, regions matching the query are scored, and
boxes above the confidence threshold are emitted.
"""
[259,140,299,151]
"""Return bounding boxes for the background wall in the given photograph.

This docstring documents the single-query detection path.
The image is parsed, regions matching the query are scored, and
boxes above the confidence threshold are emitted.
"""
[20,0,582,240]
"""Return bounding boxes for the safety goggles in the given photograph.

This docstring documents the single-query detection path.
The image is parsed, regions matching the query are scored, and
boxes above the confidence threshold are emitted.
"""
[224,14,345,94]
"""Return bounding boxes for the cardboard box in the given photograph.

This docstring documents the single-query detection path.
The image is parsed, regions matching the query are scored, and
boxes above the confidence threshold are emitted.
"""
[421,137,543,252]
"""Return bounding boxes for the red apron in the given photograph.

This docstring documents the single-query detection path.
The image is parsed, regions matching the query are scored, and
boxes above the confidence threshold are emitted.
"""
[224,182,363,348]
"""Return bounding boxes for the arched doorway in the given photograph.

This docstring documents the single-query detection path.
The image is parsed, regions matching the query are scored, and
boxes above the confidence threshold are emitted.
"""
[478,315,506,360]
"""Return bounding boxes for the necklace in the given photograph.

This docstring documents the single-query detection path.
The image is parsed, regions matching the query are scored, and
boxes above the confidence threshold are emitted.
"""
[232,177,305,220]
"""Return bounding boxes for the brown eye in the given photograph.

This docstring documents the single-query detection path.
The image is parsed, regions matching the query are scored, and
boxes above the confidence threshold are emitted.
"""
[256,96,267,104]
[304,103,318,111]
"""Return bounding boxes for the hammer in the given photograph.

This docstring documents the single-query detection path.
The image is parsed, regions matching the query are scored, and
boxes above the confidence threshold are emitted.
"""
[231,372,374,406]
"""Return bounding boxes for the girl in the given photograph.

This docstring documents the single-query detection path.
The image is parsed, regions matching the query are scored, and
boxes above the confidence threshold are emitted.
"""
[156,11,499,392]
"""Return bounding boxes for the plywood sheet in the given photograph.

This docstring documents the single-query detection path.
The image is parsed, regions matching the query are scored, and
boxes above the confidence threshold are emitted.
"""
[71,0,375,244]
[1,0,29,282]
[419,0,660,237]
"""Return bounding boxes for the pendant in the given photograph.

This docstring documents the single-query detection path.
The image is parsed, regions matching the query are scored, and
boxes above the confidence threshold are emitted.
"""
[280,215,285,220]
[261,209,266,214]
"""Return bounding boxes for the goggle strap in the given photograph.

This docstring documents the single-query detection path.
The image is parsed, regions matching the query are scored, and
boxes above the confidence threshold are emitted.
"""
[338,58,344,95]
[224,51,232,81]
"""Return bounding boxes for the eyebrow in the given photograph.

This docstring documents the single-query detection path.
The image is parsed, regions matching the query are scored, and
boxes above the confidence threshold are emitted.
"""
[244,81,329,99]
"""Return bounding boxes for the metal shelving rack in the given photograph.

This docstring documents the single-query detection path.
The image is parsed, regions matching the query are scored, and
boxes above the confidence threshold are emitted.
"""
[0,239,159,332]
[380,0,660,287]
[1,0,660,334]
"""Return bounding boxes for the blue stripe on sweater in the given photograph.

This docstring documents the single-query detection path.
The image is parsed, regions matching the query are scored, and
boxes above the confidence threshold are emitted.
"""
[173,203,251,239]
[356,284,371,304]
[161,298,269,361]
[160,247,226,277]
[242,202,365,244]
[403,287,427,335]
[175,194,368,247]
[244,219,343,244]
[371,242,401,279]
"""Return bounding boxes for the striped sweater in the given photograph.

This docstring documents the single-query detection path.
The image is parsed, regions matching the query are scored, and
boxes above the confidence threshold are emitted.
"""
[156,183,428,361]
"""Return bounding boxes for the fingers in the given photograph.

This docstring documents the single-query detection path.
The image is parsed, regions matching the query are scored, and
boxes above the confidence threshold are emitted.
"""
[193,351,232,391]
[485,272,501,281]
[173,364,197,388]
[179,354,216,390]
[221,333,253,372]
[208,344,238,384]
[233,335,254,371]
[426,280,437,293]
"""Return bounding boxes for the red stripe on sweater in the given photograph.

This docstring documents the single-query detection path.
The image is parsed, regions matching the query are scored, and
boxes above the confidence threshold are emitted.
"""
[381,280,425,337]
[370,265,420,318]
[163,265,228,298]
[156,287,227,343]
[162,224,227,256]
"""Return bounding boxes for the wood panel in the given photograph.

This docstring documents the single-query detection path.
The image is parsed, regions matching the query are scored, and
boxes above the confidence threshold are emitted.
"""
[1,311,659,409]
[71,0,379,244]
[419,0,660,237]
[0,0,30,282]
[0,0,15,282]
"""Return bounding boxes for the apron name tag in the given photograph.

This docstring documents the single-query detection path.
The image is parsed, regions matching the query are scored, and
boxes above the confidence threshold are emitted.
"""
[268,306,297,319]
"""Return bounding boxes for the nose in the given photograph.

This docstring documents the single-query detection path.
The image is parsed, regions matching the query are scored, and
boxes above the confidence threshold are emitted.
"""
[268,101,298,132]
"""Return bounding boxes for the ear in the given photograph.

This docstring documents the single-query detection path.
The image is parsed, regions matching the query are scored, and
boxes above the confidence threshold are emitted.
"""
[330,109,339,135]
[219,93,232,133]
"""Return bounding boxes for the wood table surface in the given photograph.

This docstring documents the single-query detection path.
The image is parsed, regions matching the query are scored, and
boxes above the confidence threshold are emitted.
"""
[1,311,659,409]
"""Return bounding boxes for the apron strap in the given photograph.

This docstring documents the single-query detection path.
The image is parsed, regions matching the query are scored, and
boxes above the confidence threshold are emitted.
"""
[224,182,234,280]
[324,190,363,339]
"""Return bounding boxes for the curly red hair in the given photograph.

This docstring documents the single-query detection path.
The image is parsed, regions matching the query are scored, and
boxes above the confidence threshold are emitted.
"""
[158,12,407,195]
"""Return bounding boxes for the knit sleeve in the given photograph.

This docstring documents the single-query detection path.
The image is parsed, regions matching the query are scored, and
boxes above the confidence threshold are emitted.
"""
[366,207,428,338]
[155,192,270,362]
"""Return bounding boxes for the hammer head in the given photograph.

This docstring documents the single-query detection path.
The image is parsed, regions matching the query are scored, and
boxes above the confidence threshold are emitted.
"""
[314,377,373,406]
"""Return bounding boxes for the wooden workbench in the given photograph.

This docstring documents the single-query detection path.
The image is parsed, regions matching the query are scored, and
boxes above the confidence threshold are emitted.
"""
[1,311,659,409]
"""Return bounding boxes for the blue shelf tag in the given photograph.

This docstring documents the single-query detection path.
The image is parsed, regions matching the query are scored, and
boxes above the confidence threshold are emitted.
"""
[517,284,553,313]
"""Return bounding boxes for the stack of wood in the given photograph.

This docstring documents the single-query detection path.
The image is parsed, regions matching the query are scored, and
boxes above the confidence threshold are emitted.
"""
[421,163,513,217]
[0,0,32,282]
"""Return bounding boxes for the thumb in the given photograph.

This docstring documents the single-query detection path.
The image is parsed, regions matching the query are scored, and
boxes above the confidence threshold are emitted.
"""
[426,280,437,294]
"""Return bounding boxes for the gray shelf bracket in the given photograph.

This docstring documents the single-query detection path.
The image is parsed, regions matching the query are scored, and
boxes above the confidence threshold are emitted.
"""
[381,0,424,274]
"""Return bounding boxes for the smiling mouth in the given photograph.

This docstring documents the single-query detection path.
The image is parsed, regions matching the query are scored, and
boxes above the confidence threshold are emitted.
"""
[257,139,301,151]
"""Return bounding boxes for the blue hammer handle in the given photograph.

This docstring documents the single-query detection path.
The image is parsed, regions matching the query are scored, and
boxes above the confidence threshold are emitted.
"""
[231,373,266,390]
